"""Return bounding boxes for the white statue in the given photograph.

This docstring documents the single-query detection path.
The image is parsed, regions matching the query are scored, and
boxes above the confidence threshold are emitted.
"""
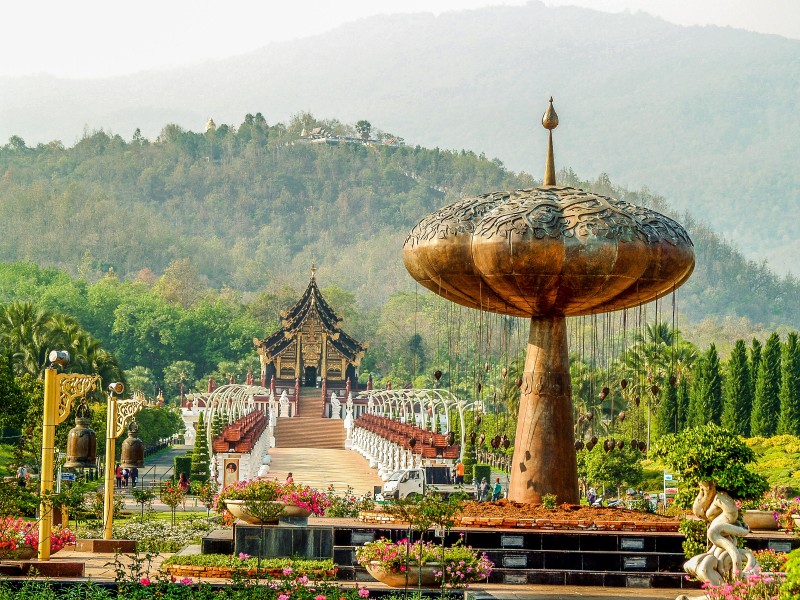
[279,390,290,417]
[676,481,758,600]
[330,392,341,419]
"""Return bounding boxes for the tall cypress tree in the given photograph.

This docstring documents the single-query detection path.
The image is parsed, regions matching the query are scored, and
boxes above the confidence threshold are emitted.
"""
[688,344,723,426]
[656,380,679,437]
[676,375,690,431]
[752,333,782,437]
[191,411,210,483]
[778,332,800,436]
[722,339,752,436]
[749,339,762,405]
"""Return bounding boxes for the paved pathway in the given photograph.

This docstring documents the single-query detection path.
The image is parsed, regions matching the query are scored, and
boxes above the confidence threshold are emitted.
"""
[267,447,384,496]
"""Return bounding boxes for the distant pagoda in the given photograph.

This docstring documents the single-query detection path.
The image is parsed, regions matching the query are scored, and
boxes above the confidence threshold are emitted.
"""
[254,265,366,388]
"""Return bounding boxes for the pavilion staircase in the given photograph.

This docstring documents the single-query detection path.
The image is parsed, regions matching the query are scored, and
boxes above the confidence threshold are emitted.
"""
[273,387,346,449]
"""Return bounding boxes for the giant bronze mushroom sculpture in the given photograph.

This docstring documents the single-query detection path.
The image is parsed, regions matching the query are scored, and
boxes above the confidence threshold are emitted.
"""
[403,99,695,504]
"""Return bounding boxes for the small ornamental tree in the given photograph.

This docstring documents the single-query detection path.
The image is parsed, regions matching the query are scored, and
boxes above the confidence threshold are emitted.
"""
[652,423,768,509]
[461,432,476,484]
[190,412,210,483]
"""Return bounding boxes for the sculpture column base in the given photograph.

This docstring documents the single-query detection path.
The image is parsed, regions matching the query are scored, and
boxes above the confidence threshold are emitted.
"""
[507,315,578,504]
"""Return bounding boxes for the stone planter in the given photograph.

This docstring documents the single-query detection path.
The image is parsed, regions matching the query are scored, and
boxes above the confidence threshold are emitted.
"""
[224,500,312,524]
[365,562,440,587]
[741,509,778,530]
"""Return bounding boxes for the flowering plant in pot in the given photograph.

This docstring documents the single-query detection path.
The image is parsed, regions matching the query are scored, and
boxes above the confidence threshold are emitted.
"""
[0,517,76,558]
[213,480,330,523]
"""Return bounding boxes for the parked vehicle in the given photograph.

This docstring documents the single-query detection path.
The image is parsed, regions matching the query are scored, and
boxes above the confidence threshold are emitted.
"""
[382,466,476,499]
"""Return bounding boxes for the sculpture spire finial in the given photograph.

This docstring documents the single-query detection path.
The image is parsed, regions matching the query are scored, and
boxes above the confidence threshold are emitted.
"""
[542,97,559,186]
[311,262,316,280]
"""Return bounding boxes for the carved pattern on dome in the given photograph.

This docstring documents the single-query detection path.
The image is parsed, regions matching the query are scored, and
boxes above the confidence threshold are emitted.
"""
[406,187,693,248]
[404,191,509,247]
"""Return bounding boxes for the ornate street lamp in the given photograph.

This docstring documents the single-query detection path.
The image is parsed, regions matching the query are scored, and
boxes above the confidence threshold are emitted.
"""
[38,351,100,560]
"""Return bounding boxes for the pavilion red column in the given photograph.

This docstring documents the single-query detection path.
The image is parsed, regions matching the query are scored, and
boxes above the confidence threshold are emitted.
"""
[508,315,579,504]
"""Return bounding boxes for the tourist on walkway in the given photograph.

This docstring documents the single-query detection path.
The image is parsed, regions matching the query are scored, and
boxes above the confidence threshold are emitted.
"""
[587,487,597,506]
[455,461,465,485]
[478,477,488,501]
[178,472,190,510]
[115,465,122,488]
[131,466,138,487]
[286,472,294,484]
[122,467,130,488]
[492,478,502,501]
[16,465,27,488]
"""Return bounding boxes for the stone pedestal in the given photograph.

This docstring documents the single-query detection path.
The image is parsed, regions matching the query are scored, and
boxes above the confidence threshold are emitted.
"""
[234,525,333,559]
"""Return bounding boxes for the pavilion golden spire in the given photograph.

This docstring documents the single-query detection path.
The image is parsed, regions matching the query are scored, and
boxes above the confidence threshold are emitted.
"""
[542,97,559,186]
[310,262,317,280]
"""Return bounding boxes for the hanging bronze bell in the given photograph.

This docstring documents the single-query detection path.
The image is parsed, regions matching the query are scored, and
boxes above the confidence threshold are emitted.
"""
[478,433,486,445]
[574,440,584,451]
[620,379,628,390]
[65,403,97,469]
[515,377,523,388]
[650,385,660,396]
[638,441,647,452]
[669,374,678,387]
[599,386,610,400]
[618,411,626,422]
[634,396,641,407]
[120,419,145,469]
[491,435,501,449]
[469,431,476,444]
[617,440,625,450]
[501,367,508,378]
[501,434,510,449]
[408,437,417,448]
[474,415,482,426]
[630,438,638,448]
[434,370,443,381]
[477,381,482,393]
[586,440,595,451]
[484,362,489,373]
[590,435,598,445]
[446,431,455,446]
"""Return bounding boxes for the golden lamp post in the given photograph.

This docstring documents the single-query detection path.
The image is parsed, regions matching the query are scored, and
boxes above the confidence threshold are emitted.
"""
[102,383,145,540]
[38,351,100,561]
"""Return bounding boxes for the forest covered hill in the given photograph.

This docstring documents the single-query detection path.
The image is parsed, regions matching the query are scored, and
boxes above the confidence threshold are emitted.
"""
[0,113,798,333]
[1,3,798,273]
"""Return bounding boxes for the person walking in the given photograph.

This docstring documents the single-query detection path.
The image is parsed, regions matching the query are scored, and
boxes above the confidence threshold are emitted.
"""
[285,472,294,484]
[16,465,27,488]
[178,472,190,510]
[455,461,465,485]
[115,465,122,488]
[491,477,503,501]
[122,467,130,488]
[478,477,488,501]
[131,466,138,487]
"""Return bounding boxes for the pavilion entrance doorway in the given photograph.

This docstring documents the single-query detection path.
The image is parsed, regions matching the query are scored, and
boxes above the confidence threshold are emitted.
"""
[304,366,317,387]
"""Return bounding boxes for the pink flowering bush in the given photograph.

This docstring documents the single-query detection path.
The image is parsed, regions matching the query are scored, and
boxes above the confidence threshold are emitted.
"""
[0,517,75,554]
[754,548,788,573]
[703,571,785,600]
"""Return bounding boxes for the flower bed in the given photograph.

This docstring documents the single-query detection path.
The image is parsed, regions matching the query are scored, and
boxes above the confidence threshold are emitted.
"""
[161,555,337,580]
[78,516,213,553]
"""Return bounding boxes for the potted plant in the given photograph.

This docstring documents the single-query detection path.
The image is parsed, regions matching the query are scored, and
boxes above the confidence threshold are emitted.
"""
[213,480,329,524]
[653,424,769,588]
[356,537,492,588]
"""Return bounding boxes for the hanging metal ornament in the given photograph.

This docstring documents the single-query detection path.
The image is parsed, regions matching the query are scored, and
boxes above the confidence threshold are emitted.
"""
[474,415,482,426]
[630,438,638,448]
[618,411,626,422]
[446,431,456,446]
[501,434,511,449]
[484,362,490,373]
[669,374,678,387]
[501,367,508,378]
[634,396,641,407]
[478,433,486,445]
[65,401,97,469]
[434,370,443,381]
[620,379,628,390]
[408,437,417,448]
[515,377,523,389]
[469,431,477,444]
[603,439,612,452]
[574,440,585,451]
[491,435,501,449]
[120,418,145,469]
[650,385,660,396]
[638,441,647,452]
[598,386,610,400]
[616,440,625,450]
[586,440,595,451]
[477,381,483,393]
[590,436,598,445]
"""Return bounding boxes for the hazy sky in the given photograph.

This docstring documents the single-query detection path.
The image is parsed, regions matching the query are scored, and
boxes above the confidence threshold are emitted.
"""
[1,0,797,78]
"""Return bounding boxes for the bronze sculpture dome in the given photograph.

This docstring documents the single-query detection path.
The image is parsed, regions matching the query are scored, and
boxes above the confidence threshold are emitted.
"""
[403,99,695,504]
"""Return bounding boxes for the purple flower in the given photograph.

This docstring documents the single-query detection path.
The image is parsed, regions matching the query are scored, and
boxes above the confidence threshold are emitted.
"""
[239,552,251,560]
[180,577,192,585]
[298,575,309,584]
[357,589,369,598]
[139,578,151,586]
[283,567,294,576]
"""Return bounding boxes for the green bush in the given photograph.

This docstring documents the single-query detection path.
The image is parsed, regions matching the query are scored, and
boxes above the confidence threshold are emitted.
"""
[780,547,800,599]
[161,554,335,572]
[678,518,707,559]
[174,456,192,482]
[473,465,491,486]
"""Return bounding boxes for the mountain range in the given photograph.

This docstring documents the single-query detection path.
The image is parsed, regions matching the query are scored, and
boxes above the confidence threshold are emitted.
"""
[1,2,798,273]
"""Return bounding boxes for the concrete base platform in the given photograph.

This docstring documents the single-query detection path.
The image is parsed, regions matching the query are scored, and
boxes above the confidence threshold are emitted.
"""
[75,539,137,553]
[0,560,84,577]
